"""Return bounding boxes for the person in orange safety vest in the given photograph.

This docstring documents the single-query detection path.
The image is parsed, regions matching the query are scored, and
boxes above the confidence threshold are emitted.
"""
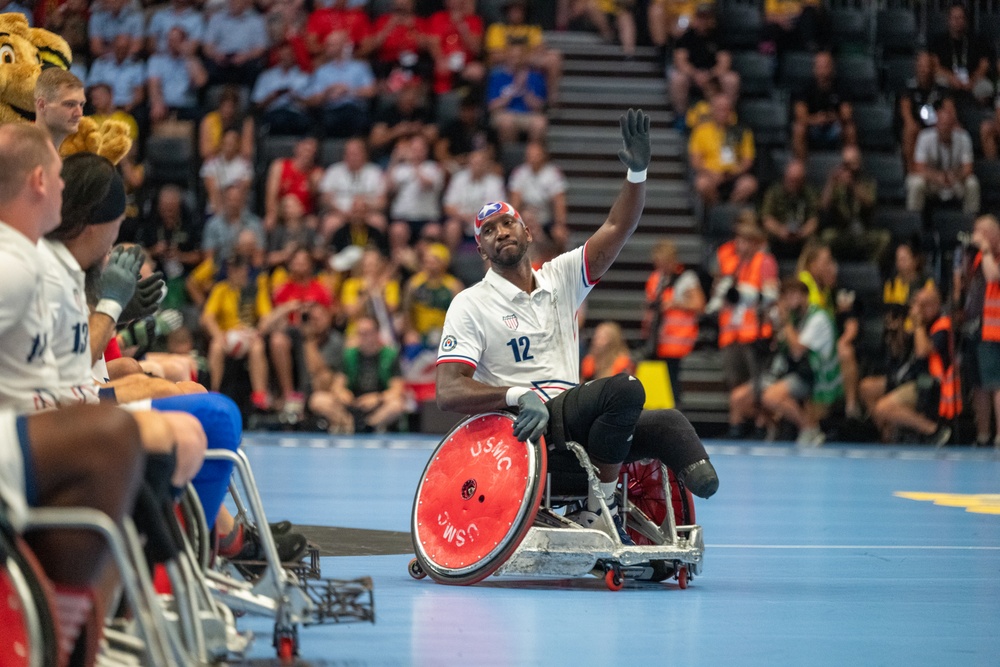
[870,285,957,445]
[642,239,705,402]
[706,217,778,390]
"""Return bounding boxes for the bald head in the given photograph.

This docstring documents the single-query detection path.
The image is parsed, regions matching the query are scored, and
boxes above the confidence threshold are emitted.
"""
[0,124,59,204]
[784,159,806,191]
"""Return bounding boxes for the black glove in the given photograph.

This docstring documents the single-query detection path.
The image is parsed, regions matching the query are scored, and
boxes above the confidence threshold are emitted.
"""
[512,391,548,443]
[120,272,166,323]
[617,107,651,172]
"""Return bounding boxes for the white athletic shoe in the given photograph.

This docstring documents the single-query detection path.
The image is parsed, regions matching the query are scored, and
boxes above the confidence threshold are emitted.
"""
[796,427,825,448]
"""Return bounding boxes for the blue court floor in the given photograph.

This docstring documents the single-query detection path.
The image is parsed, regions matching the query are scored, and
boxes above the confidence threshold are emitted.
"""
[233,434,1000,666]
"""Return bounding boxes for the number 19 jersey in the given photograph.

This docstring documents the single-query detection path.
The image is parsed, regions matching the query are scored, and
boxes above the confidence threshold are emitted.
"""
[437,244,598,400]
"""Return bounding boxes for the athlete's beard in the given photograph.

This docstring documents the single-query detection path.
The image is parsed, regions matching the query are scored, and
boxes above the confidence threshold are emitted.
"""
[490,238,529,267]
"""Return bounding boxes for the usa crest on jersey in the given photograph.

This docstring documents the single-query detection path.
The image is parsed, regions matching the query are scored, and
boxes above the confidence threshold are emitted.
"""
[502,314,519,330]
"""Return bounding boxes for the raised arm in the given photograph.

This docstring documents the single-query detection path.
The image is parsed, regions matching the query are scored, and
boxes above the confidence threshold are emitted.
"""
[584,108,651,282]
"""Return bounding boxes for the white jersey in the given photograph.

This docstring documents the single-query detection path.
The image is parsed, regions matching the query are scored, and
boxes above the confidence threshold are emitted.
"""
[39,239,100,405]
[0,221,60,412]
[437,244,597,400]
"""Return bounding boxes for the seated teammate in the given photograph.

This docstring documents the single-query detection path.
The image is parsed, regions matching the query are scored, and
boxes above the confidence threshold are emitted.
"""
[44,151,305,563]
[0,126,205,498]
[435,110,718,546]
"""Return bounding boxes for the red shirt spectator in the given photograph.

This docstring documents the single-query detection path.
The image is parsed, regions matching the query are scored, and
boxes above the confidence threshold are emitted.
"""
[426,2,484,93]
[264,137,322,228]
[305,0,371,56]
[362,0,433,77]
[273,274,333,327]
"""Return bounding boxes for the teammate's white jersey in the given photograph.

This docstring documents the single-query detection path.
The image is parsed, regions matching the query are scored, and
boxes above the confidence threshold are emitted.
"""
[39,239,100,405]
[437,244,597,400]
[0,221,61,412]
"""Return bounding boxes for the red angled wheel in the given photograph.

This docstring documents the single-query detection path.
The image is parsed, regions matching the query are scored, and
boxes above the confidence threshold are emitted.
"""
[604,566,624,591]
[411,412,546,585]
[0,530,58,667]
[677,566,688,590]
[621,461,696,545]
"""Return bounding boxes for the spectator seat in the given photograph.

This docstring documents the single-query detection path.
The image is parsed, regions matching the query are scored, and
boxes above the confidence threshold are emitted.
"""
[853,101,897,153]
[731,51,775,99]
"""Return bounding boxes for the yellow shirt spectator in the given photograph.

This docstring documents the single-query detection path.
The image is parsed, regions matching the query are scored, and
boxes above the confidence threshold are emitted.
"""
[485,23,543,53]
[688,121,755,177]
[203,275,273,332]
[765,0,818,21]
[340,277,401,337]
[405,271,463,335]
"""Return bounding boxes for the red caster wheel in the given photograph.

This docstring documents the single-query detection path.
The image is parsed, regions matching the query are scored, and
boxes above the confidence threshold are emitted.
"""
[408,558,427,580]
[677,566,688,590]
[604,566,624,591]
[277,636,295,664]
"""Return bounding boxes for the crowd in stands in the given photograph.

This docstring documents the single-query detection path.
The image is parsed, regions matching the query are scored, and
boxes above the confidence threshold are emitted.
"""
[640,0,1000,447]
[11,0,1000,450]
[16,0,578,432]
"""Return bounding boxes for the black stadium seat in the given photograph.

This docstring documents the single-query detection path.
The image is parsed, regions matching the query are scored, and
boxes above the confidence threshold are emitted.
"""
[829,8,870,52]
[320,138,348,167]
[779,51,815,97]
[258,135,299,171]
[738,98,788,148]
[876,9,918,56]
[853,101,897,152]
[704,203,747,242]
[974,159,1000,210]
[732,51,775,99]
[864,153,906,204]
[874,208,922,243]
[837,262,883,310]
[882,55,915,94]
[804,151,841,190]
[717,4,763,51]
[836,54,879,102]
[145,135,195,188]
[930,210,975,249]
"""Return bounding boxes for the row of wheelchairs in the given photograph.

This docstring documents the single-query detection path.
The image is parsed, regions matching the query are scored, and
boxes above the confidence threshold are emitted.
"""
[0,446,374,667]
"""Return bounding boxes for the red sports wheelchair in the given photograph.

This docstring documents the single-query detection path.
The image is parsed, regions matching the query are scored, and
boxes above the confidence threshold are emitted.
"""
[408,412,705,591]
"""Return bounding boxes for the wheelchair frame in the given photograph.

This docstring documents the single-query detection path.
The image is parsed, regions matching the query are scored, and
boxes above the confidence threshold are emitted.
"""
[198,448,375,662]
[409,413,705,591]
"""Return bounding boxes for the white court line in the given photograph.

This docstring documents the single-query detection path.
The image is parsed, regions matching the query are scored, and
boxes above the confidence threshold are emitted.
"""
[711,544,1000,550]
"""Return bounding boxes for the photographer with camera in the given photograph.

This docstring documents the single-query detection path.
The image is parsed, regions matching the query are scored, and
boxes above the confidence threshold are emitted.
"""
[728,277,841,445]
[868,285,956,445]
[954,215,1000,447]
[706,217,778,394]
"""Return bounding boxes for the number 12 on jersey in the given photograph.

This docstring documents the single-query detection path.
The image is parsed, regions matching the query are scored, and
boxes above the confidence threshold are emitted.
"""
[506,336,534,363]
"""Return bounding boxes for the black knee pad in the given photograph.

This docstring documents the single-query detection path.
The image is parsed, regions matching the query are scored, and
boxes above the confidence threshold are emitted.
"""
[600,373,646,423]
[679,459,719,499]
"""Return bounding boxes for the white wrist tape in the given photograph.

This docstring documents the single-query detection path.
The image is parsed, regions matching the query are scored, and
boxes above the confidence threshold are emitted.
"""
[627,168,647,183]
[506,386,531,407]
[95,299,123,322]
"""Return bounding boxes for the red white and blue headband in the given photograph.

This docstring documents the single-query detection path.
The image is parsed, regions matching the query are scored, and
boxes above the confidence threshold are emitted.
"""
[474,201,524,242]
